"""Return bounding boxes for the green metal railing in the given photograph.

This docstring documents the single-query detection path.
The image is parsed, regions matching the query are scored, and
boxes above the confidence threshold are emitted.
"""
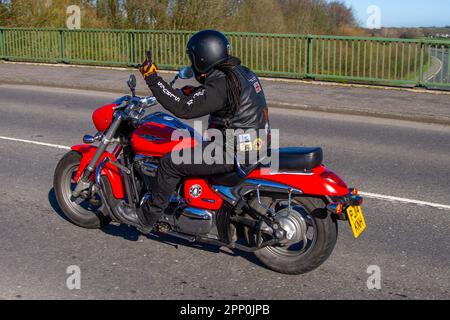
[0,27,449,88]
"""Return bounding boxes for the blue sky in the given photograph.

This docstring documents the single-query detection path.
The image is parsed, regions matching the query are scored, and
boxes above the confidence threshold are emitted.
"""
[340,0,450,28]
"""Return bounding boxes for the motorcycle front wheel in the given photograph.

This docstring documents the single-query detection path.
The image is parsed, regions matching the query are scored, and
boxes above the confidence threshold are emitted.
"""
[53,151,111,229]
[253,196,338,275]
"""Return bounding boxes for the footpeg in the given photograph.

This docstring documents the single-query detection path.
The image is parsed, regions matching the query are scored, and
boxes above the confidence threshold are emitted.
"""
[136,225,154,234]
[155,224,196,243]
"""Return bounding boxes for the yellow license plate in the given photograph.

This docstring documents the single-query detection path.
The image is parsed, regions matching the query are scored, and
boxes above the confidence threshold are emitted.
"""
[346,205,366,238]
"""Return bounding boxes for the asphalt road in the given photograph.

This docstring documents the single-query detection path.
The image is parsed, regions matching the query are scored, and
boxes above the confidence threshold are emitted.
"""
[2,62,450,125]
[0,84,449,300]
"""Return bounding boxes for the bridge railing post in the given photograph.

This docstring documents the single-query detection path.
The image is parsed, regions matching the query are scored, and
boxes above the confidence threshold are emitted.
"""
[59,29,66,63]
[306,34,313,79]
[129,31,136,67]
[0,28,5,60]
[418,41,425,87]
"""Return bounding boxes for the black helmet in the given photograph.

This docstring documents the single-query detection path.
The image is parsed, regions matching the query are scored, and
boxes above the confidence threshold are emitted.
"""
[187,30,231,74]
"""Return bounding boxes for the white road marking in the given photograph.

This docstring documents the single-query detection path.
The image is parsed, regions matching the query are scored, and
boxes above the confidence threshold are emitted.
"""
[0,136,71,150]
[0,135,449,211]
[359,192,450,210]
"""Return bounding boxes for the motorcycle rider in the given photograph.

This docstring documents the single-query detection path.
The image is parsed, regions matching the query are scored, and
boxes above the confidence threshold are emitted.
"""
[119,30,270,234]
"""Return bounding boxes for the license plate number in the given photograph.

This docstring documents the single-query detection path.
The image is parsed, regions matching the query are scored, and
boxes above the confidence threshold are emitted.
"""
[346,205,366,238]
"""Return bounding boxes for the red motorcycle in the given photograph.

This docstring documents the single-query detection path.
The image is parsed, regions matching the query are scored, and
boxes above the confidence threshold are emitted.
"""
[53,70,366,275]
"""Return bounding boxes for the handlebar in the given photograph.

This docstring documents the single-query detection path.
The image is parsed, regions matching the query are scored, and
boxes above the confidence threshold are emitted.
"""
[113,95,158,122]
[139,96,158,108]
[114,95,157,109]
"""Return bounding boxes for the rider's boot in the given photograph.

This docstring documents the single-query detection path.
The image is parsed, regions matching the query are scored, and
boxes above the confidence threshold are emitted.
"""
[115,202,156,234]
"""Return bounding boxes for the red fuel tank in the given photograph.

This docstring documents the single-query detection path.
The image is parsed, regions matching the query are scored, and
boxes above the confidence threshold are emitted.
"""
[131,112,198,157]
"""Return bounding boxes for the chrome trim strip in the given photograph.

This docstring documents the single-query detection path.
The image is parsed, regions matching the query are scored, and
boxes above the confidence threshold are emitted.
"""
[182,208,213,220]
[244,179,303,194]
[265,171,314,176]
[213,185,237,204]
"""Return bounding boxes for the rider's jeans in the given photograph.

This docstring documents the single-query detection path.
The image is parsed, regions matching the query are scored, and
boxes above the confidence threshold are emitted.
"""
[143,143,234,226]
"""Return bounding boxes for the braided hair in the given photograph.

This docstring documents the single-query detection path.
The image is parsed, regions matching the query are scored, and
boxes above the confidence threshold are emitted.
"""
[216,59,242,116]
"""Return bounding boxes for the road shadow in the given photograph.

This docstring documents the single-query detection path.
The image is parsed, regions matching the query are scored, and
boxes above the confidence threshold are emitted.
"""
[49,188,141,242]
[48,188,72,224]
[101,223,263,268]
[48,187,264,269]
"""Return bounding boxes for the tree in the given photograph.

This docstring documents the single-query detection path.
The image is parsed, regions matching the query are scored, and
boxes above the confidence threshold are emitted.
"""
[327,1,355,30]
[0,0,361,36]
[0,0,10,24]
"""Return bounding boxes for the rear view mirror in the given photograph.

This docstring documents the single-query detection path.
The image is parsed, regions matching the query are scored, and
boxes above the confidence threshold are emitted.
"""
[127,74,137,96]
[178,67,194,80]
[127,74,137,90]
[170,67,194,87]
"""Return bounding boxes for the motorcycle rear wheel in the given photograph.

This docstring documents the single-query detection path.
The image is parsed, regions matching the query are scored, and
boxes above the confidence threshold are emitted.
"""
[254,196,337,275]
[53,151,111,229]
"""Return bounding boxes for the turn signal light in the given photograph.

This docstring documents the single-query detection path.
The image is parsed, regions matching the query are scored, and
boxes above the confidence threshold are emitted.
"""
[350,187,359,196]
[327,202,343,215]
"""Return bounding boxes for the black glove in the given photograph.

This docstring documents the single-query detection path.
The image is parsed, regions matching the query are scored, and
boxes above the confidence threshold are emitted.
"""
[138,51,158,80]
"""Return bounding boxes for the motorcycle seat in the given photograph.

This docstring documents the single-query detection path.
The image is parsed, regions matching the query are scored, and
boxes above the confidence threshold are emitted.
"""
[277,147,323,171]
[208,148,322,187]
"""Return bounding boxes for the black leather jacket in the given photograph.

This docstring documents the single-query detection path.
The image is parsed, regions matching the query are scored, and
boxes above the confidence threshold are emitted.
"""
[207,62,268,133]
[146,57,270,159]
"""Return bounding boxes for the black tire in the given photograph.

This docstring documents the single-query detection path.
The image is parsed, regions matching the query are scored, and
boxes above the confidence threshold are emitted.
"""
[254,197,337,275]
[53,151,110,229]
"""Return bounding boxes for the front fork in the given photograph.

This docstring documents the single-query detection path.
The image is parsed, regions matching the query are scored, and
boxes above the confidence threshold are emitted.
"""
[72,114,124,198]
